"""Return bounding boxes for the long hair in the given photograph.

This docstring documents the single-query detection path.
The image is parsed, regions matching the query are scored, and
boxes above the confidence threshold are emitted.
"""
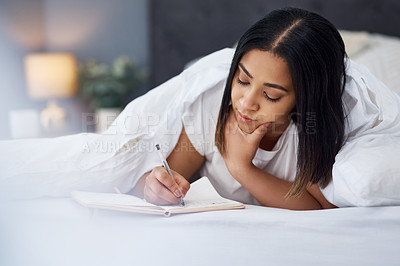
[215,7,347,197]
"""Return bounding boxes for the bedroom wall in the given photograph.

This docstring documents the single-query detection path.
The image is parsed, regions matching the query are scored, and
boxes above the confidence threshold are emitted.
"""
[0,0,45,139]
[150,0,400,87]
[43,0,150,134]
[44,0,149,66]
[0,0,149,139]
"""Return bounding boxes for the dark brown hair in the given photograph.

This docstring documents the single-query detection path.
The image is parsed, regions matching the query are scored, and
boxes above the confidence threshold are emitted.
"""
[215,7,347,197]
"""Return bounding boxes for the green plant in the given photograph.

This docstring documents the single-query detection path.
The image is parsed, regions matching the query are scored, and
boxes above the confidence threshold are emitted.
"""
[78,56,146,110]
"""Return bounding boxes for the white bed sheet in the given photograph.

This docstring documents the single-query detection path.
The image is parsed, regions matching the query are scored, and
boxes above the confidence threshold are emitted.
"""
[1,198,399,266]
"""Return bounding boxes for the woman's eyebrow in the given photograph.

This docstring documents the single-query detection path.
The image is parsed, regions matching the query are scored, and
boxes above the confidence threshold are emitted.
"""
[264,83,288,92]
[238,63,253,78]
[238,63,288,92]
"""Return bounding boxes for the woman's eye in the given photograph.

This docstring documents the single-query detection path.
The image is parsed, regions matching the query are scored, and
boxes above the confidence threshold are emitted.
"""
[237,76,280,103]
[263,91,280,102]
[237,78,249,85]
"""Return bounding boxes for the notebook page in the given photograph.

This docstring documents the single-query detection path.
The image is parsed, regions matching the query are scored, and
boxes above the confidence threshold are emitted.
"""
[164,177,243,211]
[184,176,225,202]
[71,191,156,208]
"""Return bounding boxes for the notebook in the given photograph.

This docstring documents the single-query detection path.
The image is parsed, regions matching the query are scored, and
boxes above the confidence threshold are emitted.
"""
[71,176,245,216]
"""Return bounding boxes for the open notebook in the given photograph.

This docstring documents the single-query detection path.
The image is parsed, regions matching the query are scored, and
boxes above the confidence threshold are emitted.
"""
[71,177,245,216]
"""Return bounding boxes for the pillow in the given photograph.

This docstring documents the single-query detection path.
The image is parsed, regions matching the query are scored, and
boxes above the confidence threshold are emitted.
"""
[339,30,371,57]
[341,30,400,96]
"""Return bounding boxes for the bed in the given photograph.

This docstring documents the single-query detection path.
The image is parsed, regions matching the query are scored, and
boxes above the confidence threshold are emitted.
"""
[1,199,400,266]
[2,1,400,266]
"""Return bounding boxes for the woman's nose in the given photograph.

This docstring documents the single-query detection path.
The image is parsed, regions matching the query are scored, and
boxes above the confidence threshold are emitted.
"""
[240,88,259,111]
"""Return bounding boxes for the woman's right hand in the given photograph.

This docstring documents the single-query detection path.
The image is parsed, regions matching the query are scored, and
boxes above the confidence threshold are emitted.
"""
[143,166,190,205]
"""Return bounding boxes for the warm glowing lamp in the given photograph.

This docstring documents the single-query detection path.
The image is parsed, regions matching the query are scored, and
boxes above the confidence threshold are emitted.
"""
[25,53,77,129]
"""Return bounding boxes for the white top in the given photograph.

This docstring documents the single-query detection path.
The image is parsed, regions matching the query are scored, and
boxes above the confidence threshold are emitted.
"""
[182,86,298,205]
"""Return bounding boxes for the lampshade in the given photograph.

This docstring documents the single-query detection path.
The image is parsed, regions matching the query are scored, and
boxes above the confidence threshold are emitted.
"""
[25,53,77,99]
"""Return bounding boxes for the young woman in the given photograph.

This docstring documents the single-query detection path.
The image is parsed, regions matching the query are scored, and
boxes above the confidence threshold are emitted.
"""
[132,7,400,210]
[2,7,398,207]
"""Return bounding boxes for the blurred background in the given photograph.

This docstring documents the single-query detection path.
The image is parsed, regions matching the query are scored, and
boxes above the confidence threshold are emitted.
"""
[0,0,149,139]
[1,0,399,140]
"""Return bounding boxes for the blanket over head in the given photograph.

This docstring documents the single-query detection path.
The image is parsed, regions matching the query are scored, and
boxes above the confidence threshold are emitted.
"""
[1,47,400,208]
[0,49,233,200]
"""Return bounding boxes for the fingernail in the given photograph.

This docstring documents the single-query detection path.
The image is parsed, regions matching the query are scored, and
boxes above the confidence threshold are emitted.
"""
[264,122,272,127]
[181,188,187,197]
[174,189,182,197]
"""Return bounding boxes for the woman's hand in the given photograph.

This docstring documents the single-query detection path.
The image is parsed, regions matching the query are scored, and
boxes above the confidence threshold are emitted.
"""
[143,166,190,205]
[223,109,269,176]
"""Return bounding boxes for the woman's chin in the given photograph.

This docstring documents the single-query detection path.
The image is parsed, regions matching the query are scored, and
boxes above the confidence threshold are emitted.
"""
[237,124,256,134]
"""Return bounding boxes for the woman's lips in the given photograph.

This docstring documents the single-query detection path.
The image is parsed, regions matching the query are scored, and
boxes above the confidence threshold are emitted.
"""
[237,111,255,123]
[237,110,273,128]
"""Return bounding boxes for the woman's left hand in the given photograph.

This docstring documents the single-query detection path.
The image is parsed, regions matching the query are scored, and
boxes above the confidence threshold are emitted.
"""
[222,109,269,176]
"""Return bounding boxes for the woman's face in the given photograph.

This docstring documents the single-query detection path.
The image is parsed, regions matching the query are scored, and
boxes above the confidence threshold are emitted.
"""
[231,49,296,136]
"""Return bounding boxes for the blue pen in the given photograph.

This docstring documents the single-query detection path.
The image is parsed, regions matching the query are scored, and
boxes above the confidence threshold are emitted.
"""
[155,144,185,207]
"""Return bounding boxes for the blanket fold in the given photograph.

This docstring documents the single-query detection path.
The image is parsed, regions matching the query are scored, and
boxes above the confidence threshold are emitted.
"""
[0,49,234,200]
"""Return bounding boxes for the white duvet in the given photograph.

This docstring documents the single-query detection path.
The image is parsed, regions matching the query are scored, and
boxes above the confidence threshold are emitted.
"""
[1,198,400,266]
[1,47,400,207]
[0,49,233,200]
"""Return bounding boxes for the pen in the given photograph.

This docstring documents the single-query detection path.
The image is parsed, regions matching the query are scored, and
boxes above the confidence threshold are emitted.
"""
[155,144,185,207]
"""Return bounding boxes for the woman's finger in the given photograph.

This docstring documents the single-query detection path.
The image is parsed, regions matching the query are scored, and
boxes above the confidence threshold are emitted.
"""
[248,122,270,143]
[153,167,184,198]
[170,169,190,197]
[144,186,172,205]
[145,175,180,205]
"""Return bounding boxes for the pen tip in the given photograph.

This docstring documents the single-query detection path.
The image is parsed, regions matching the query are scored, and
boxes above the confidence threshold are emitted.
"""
[155,144,160,150]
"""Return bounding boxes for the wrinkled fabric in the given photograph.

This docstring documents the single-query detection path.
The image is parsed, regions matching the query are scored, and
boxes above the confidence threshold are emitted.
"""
[0,49,234,200]
[321,61,400,206]
[1,48,400,207]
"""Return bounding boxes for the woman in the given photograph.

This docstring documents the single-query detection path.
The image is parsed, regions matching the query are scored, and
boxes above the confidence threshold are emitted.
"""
[132,7,400,210]
[1,7,399,207]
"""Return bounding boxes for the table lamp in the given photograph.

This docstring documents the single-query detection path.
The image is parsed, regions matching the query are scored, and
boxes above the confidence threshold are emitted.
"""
[25,53,77,129]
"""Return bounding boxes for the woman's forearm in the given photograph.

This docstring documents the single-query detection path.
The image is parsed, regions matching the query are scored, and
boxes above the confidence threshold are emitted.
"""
[231,165,322,210]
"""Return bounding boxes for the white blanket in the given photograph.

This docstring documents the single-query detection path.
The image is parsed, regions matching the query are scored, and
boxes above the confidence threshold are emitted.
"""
[1,48,400,207]
[0,49,233,200]
[1,198,399,266]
